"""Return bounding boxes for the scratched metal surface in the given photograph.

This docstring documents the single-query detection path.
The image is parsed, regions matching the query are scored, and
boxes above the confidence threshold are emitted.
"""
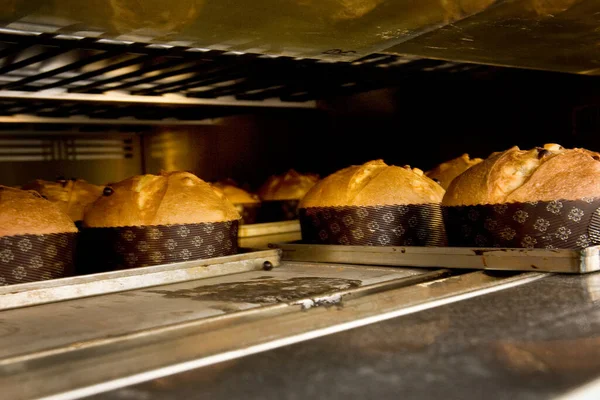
[386,0,600,74]
[0,262,425,361]
[0,0,496,60]
[3,1,598,72]
[91,272,600,400]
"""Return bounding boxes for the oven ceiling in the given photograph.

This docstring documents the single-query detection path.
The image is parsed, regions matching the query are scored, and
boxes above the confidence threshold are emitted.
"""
[2,0,599,75]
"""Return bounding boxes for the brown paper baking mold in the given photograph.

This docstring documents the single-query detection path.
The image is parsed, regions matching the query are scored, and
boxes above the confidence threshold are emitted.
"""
[77,220,239,274]
[0,232,76,285]
[299,204,446,246]
[443,198,600,249]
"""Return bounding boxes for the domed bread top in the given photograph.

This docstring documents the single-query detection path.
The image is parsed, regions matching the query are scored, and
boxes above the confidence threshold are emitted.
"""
[258,169,320,201]
[426,153,483,190]
[22,179,103,222]
[211,181,260,204]
[84,171,240,227]
[300,159,445,208]
[0,186,77,237]
[443,144,600,206]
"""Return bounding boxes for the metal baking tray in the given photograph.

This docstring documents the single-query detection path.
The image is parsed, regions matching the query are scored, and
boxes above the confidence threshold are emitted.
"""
[0,249,281,311]
[272,243,600,274]
[239,220,301,249]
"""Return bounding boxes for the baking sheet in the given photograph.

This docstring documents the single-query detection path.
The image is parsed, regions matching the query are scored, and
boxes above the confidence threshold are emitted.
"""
[0,249,281,311]
[272,243,600,274]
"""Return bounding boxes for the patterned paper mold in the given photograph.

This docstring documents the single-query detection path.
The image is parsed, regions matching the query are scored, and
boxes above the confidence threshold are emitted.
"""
[77,221,239,274]
[0,233,77,285]
[299,204,446,247]
[443,198,600,249]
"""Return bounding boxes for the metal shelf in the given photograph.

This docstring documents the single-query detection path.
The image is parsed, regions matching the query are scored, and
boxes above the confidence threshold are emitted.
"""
[0,30,481,122]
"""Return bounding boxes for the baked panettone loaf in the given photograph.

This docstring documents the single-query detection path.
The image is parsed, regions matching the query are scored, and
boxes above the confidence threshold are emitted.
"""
[443,144,600,206]
[22,179,103,222]
[258,170,319,201]
[0,186,77,236]
[84,171,240,227]
[212,181,260,205]
[300,159,445,208]
[426,153,483,190]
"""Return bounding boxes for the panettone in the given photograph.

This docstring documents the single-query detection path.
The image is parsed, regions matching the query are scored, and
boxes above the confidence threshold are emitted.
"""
[22,179,103,222]
[212,181,260,205]
[0,186,77,236]
[426,153,483,190]
[258,170,319,201]
[300,159,445,208]
[443,144,600,206]
[84,171,240,227]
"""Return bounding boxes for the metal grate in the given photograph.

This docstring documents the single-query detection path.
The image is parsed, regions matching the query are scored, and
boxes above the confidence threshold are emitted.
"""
[0,30,482,122]
[0,136,133,162]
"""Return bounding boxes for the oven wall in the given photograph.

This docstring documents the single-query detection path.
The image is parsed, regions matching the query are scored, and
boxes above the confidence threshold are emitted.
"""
[1,68,597,189]
[145,68,600,190]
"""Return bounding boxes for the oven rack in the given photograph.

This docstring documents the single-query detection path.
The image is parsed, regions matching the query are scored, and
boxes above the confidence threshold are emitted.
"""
[0,30,486,122]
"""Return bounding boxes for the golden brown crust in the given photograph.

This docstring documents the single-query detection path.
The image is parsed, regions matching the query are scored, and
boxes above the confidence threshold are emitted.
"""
[84,171,240,227]
[211,182,260,205]
[22,179,103,222]
[426,153,483,190]
[258,170,319,201]
[443,144,600,206]
[0,186,77,236]
[300,159,445,208]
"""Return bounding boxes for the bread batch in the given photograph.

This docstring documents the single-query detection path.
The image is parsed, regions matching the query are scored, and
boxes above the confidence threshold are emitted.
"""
[4,140,599,284]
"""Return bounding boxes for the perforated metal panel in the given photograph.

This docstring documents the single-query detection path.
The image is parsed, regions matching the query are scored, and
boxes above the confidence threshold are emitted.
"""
[0,125,143,186]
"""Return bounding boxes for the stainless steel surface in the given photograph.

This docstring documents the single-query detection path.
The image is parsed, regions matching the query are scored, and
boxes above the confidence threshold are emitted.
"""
[0,261,459,400]
[0,115,222,125]
[276,243,600,273]
[0,0,495,61]
[0,130,141,186]
[0,249,281,311]
[239,221,301,249]
[2,1,599,73]
[386,0,600,75]
[0,90,316,108]
[88,272,600,400]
